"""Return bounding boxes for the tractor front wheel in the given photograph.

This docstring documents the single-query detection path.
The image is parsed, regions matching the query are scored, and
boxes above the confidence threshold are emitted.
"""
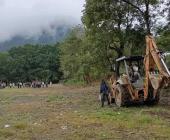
[115,85,126,107]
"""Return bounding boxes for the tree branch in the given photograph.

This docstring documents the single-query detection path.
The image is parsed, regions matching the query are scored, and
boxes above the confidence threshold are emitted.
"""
[121,0,144,15]
[109,43,121,53]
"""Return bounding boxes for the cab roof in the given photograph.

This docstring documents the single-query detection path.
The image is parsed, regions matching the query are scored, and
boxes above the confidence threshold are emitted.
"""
[116,56,144,62]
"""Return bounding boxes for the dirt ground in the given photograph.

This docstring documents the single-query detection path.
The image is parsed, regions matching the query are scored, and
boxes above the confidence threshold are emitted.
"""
[0,84,170,140]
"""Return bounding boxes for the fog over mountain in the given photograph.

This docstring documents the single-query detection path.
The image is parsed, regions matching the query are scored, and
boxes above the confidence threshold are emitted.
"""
[0,26,71,51]
[0,0,84,51]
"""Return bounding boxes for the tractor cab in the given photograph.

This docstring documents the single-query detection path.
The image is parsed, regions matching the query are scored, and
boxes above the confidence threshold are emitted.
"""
[116,56,144,89]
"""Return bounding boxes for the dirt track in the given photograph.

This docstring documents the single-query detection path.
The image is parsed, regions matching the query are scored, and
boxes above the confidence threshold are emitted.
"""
[0,84,170,140]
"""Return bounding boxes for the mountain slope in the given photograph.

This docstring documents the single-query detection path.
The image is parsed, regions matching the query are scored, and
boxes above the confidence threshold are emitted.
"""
[0,26,70,51]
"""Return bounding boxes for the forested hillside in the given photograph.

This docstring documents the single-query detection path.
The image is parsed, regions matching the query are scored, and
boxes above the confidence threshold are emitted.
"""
[0,44,62,83]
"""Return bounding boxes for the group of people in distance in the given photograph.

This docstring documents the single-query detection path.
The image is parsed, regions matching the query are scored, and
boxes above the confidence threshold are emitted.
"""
[0,82,7,89]
[7,81,53,88]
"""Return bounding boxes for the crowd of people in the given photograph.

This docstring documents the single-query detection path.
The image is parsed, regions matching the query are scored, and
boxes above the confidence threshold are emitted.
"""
[0,81,53,89]
[0,82,7,89]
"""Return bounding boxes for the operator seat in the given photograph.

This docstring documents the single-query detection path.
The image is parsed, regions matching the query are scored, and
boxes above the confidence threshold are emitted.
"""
[132,65,143,89]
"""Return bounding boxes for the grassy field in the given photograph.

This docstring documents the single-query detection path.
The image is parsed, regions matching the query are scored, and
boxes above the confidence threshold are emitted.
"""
[0,84,170,140]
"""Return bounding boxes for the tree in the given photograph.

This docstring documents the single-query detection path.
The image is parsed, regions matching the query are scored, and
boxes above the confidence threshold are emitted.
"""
[0,52,10,81]
[157,24,170,51]
[59,26,84,82]
[0,44,63,83]
[121,0,169,34]
[82,0,145,74]
[60,26,111,84]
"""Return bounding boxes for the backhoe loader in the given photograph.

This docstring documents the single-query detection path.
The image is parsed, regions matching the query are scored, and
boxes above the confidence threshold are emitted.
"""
[110,35,170,107]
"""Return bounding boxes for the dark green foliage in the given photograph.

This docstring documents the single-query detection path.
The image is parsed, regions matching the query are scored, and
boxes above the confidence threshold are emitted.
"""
[59,1,170,84]
[0,53,10,81]
[59,26,112,84]
[157,25,170,52]
[82,0,147,75]
[0,44,62,83]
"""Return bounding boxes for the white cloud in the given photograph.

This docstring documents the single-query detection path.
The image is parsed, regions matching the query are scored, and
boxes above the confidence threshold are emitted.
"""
[0,0,85,42]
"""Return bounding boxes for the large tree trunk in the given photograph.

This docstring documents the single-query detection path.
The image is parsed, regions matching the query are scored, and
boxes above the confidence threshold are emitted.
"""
[144,1,151,34]
[121,0,152,35]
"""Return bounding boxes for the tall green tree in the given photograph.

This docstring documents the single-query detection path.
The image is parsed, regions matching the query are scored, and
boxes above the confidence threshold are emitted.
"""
[157,23,170,51]
[121,0,169,34]
[60,28,83,81]
[82,0,146,74]
[0,52,10,81]
[60,26,110,84]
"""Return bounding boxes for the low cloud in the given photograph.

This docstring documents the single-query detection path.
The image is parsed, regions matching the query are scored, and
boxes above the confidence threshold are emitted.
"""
[0,0,84,42]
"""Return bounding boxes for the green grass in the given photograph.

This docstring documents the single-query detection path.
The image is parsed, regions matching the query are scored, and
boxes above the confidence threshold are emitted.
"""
[64,79,86,86]
[0,86,169,140]
[14,122,28,130]
[0,129,15,138]
[46,95,65,102]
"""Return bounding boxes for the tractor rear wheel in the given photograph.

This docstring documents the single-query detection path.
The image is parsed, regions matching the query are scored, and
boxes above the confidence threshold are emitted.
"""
[115,85,126,107]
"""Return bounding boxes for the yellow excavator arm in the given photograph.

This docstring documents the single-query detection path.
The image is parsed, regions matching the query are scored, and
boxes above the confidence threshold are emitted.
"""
[144,35,170,99]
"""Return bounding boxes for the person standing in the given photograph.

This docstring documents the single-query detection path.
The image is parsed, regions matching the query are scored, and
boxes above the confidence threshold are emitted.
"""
[100,79,110,107]
[17,82,20,88]
[50,81,52,87]
[9,83,12,88]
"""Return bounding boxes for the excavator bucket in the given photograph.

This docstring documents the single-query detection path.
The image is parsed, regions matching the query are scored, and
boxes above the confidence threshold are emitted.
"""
[144,35,170,100]
[149,74,162,90]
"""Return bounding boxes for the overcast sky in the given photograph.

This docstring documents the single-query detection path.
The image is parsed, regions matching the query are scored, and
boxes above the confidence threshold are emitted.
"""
[0,0,85,42]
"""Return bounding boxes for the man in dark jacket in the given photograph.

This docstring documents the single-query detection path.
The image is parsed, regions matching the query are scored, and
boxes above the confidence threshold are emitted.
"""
[100,79,110,107]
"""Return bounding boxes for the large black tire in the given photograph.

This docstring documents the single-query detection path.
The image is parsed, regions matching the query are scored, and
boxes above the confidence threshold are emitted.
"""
[115,85,127,107]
